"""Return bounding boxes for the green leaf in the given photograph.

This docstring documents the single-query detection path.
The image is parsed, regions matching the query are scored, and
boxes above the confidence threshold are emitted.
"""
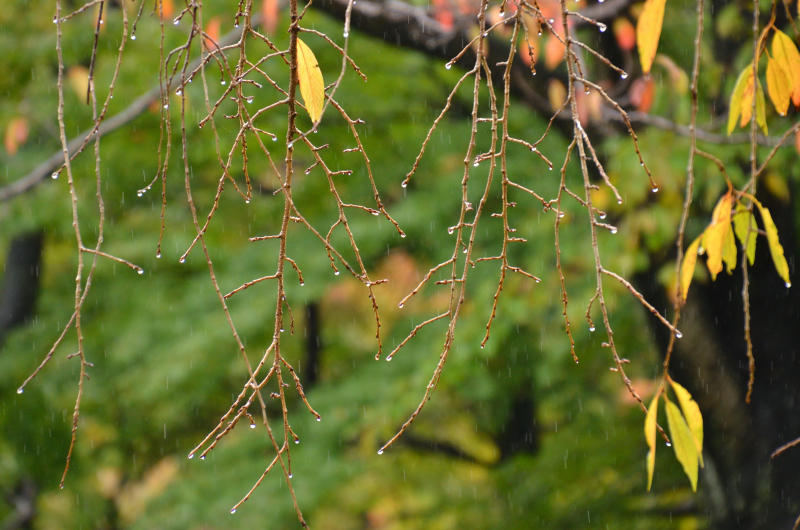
[665,399,700,492]
[680,236,702,300]
[296,38,325,123]
[732,206,757,266]
[645,392,659,491]
[669,380,704,468]
[755,202,791,287]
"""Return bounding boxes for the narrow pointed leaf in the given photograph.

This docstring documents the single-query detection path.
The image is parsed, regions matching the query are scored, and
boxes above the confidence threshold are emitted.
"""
[727,65,752,135]
[702,194,732,281]
[732,206,757,265]
[756,80,768,135]
[722,224,737,274]
[645,392,659,491]
[669,380,704,467]
[665,399,699,491]
[680,236,702,300]
[636,0,668,73]
[755,202,791,287]
[296,38,325,123]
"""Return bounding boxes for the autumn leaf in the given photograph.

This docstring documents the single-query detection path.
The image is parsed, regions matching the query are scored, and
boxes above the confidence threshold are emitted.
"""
[296,38,325,123]
[772,29,800,108]
[680,235,702,300]
[669,379,704,467]
[665,398,700,492]
[645,391,659,491]
[727,64,752,135]
[636,0,668,73]
[766,57,792,116]
[701,193,732,281]
[754,201,791,287]
[613,17,636,52]
[755,80,768,135]
[722,224,737,275]
[732,206,757,266]
[4,116,29,156]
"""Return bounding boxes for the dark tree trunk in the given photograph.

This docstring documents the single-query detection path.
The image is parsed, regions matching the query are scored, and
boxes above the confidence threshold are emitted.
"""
[0,231,44,346]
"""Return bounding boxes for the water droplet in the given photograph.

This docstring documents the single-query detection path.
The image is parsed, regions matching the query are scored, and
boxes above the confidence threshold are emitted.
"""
[589,326,595,332]
[288,473,293,478]
[316,416,321,421]
[234,24,239,28]
[548,18,555,23]
[386,356,393,361]
[221,80,226,85]
[250,423,256,428]
[16,388,23,394]
[558,211,565,218]
[786,282,792,288]
[200,455,205,460]
[531,147,538,152]
[179,257,186,264]
[51,172,59,179]
[188,454,194,459]
[294,439,300,444]
[53,16,57,23]
[343,31,349,38]
[334,270,340,276]
[176,89,182,95]
[173,18,180,25]
[652,187,659,193]
[610,228,618,234]
[300,282,304,286]
[230,509,236,514]
[377,449,384,455]
[617,199,623,204]
[473,161,479,167]
[400,233,407,238]
[137,191,143,197]
[163,104,169,109]
[131,34,137,40]
[401,181,408,188]
[598,23,607,32]
[372,210,379,216]
[245,199,250,204]
[138,269,144,275]
[272,136,277,141]
[599,213,606,220]
[398,302,404,308]
[280,328,285,332]
[448,227,454,234]
[548,165,553,171]
[620,72,628,79]
[675,331,683,339]
[480,345,485,349]
[665,442,672,447]
[445,63,452,70]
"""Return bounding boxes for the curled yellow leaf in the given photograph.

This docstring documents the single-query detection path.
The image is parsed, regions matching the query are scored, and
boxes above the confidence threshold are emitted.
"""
[727,65,752,135]
[296,38,325,123]
[702,194,732,281]
[755,201,791,287]
[636,0,668,74]
[645,392,659,491]
[680,236,702,300]
[669,379,704,467]
[722,224,737,275]
[665,399,699,492]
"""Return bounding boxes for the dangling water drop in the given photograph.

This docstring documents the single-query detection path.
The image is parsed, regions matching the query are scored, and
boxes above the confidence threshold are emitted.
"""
[610,228,618,234]
[188,454,194,459]
[377,449,384,455]
[589,326,595,332]
[652,187,659,193]
[620,72,628,79]
[230,509,236,514]
[52,172,59,179]
[138,269,144,275]
[401,181,408,188]
[786,282,792,288]
[598,23,606,33]
[675,331,683,339]
[334,270,340,276]
[16,388,23,394]
[250,423,256,429]
[445,63,452,70]
[179,257,186,264]
[131,34,137,40]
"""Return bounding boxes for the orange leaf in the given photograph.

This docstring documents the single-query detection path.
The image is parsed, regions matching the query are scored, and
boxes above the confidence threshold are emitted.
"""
[545,34,565,70]
[260,0,279,33]
[204,17,221,51]
[4,117,29,156]
[701,193,733,281]
[159,0,174,20]
[613,17,636,51]
[630,76,656,113]
[636,0,668,73]
[433,0,455,31]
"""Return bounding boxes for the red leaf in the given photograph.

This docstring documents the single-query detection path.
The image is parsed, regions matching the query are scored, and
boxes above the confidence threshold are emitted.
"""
[630,76,656,113]
[613,18,636,51]
[261,0,279,34]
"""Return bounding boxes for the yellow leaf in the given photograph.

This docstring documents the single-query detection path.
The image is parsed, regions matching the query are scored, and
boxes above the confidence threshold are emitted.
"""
[669,380,704,468]
[296,38,325,123]
[665,399,699,492]
[767,57,792,116]
[645,392,659,491]
[732,206,757,266]
[755,201,791,287]
[722,223,737,274]
[701,194,732,281]
[756,80,768,135]
[772,29,800,108]
[680,235,702,300]
[636,0,668,73]
[727,65,752,135]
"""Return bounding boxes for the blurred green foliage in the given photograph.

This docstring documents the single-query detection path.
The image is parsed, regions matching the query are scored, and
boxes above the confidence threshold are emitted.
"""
[6,0,785,527]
